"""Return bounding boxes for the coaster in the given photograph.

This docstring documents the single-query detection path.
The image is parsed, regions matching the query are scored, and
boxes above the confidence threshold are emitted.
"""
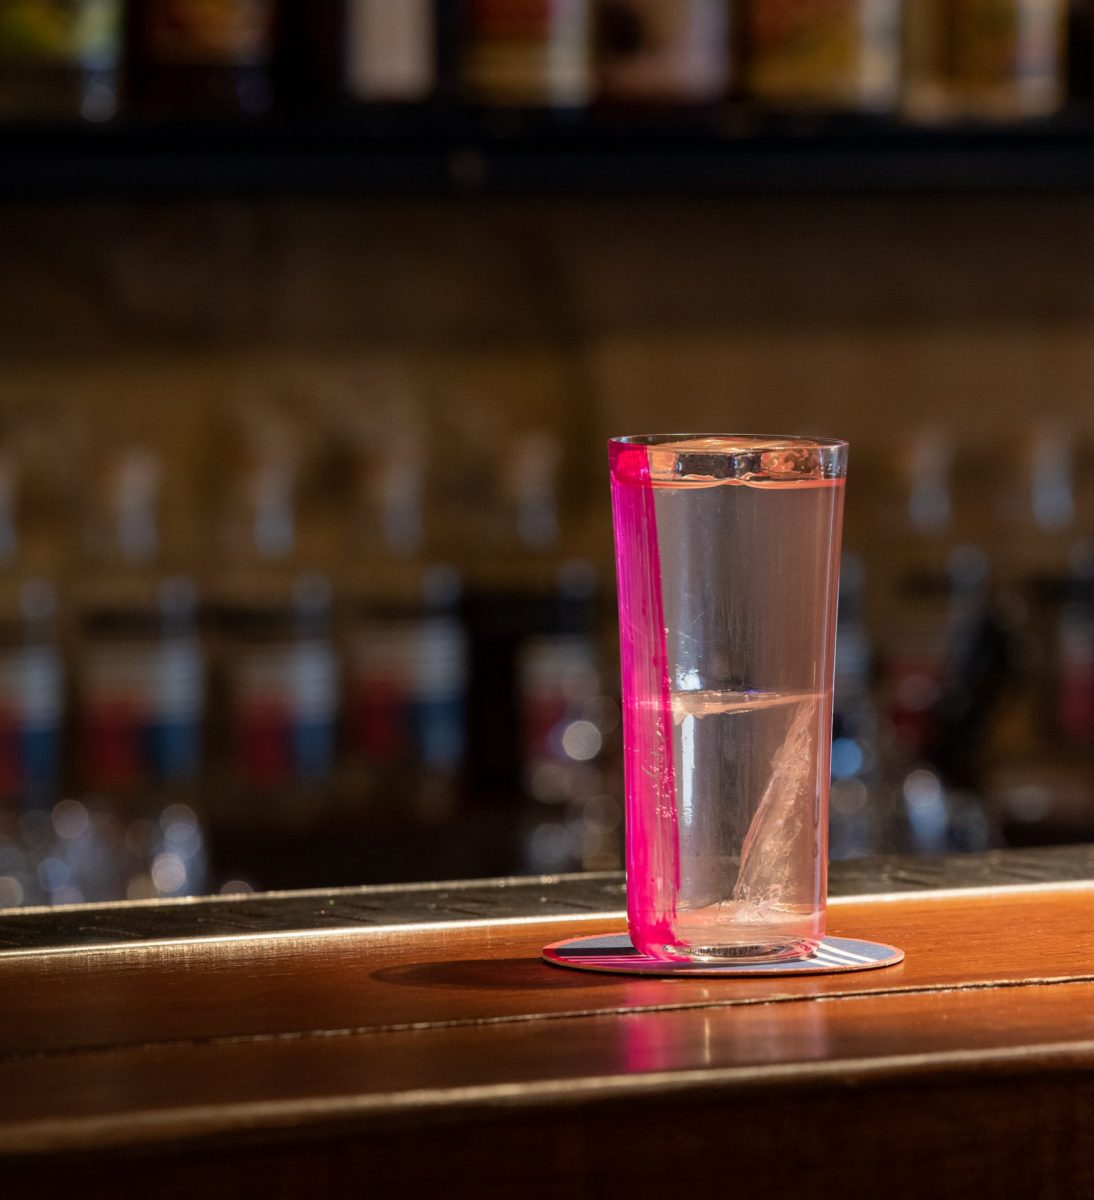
[542,932,904,977]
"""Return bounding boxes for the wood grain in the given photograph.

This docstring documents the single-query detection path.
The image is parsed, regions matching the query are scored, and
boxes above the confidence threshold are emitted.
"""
[3,973,1094,1152]
[1,886,1092,1057]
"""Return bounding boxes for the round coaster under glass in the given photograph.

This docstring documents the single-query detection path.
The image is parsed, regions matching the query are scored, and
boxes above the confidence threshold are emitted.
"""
[543,933,904,977]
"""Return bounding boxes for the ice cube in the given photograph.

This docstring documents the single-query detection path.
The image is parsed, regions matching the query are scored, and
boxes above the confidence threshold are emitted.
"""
[731,697,818,910]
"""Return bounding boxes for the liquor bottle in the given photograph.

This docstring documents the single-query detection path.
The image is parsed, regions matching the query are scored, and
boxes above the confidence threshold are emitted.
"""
[339,425,467,832]
[829,553,889,859]
[595,0,731,106]
[344,0,437,103]
[514,558,606,872]
[0,450,62,853]
[461,429,611,874]
[279,0,444,111]
[878,429,958,762]
[210,403,338,849]
[1051,435,1094,758]
[983,428,1094,842]
[73,445,208,901]
[1055,540,1094,749]
[129,0,279,117]
[903,0,1068,123]
[1069,0,1094,101]
[0,588,61,908]
[742,0,900,112]
[877,432,1008,853]
[990,424,1076,751]
[462,0,594,108]
[0,0,122,121]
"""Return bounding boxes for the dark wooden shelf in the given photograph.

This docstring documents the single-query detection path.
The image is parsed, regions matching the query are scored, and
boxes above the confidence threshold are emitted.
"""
[5,107,1094,199]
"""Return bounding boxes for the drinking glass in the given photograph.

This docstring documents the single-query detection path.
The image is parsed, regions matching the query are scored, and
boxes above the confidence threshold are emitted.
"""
[609,434,847,962]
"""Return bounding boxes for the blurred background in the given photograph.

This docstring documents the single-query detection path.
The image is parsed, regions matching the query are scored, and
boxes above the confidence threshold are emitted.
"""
[1,0,1094,907]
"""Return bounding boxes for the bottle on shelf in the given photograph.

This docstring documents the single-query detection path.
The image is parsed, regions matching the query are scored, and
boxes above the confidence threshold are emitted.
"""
[343,0,438,105]
[876,430,1008,854]
[903,0,1068,123]
[989,424,1077,753]
[0,0,123,122]
[594,0,731,108]
[0,446,63,908]
[877,429,958,763]
[742,0,901,113]
[128,0,279,118]
[828,552,891,859]
[1055,539,1094,751]
[461,427,618,875]
[462,0,594,110]
[338,410,468,837]
[72,443,208,902]
[1069,0,1094,101]
[981,426,1094,843]
[279,0,444,111]
[208,399,338,868]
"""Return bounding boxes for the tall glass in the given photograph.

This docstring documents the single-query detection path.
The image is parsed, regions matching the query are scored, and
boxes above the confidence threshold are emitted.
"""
[609,434,847,962]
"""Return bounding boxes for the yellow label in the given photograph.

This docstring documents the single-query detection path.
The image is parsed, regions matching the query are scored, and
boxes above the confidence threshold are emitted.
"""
[466,0,592,104]
[746,0,899,106]
[0,0,120,64]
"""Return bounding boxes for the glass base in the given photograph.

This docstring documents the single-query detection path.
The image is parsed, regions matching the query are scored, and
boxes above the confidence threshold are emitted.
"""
[643,938,820,965]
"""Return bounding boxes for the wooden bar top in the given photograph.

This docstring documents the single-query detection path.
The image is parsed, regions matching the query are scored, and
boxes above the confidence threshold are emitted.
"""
[3,852,1094,1199]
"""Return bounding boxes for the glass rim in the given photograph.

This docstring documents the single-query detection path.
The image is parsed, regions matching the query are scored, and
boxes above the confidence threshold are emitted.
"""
[609,433,848,451]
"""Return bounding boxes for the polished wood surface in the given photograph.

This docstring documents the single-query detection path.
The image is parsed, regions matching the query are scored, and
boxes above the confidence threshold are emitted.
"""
[3,881,1094,1197]
[2,886,1092,1056]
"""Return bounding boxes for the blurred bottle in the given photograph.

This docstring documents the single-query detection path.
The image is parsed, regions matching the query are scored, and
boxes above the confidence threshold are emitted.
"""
[280,0,444,110]
[462,429,618,874]
[76,447,204,801]
[129,0,279,117]
[742,0,900,112]
[1069,0,1094,100]
[990,425,1076,750]
[516,562,616,873]
[595,0,731,107]
[462,0,594,108]
[339,420,467,830]
[1055,539,1094,750]
[210,403,337,840]
[0,450,62,827]
[877,432,1010,853]
[829,553,890,859]
[0,0,122,121]
[344,0,437,104]
[903,0,1068,123]
[983,428,1094,843]
[920,547,1014,798]
[879,429,957,761]
[73,444,208,901]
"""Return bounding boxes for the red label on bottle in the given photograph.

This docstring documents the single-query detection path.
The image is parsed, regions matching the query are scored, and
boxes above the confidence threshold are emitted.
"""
[470,0,555,38]
[144,0,275,64]
[885,650,943,754]
[350,681,409,762]
[84,699,144,792]
[237,699,294,787]
[1057,616,1094,744]
[0,708,20,795]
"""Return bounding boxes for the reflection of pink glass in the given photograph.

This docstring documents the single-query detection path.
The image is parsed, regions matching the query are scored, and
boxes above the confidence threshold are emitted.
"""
[610,435,847,963]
